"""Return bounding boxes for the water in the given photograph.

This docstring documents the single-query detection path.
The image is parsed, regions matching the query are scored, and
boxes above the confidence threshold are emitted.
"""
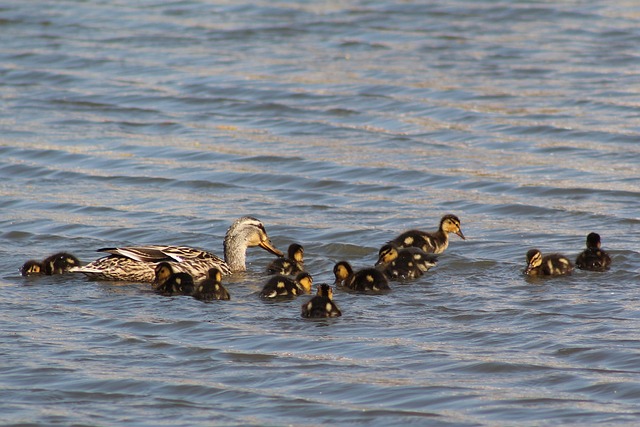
[1,1,639,425]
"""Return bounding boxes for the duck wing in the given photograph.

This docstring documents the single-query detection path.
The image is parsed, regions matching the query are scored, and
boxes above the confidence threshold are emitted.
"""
[97,245,223,264]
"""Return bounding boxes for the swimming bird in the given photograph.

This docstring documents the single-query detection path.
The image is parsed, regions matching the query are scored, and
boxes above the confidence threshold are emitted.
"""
[389,214,465,254]
[375,243,438,280]
[266,243,304,275]
[153,262,195,296]
[193,267,230,301]
[575,232,611,272]
[333,261,390,293]
[20,252,81,276]
[70,216,282,282]
[301,284,342,318]
[259,272,313,299]
[523,249,573,276]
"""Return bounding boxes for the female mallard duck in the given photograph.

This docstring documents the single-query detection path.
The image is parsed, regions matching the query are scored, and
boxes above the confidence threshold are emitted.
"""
[575,232,611,272]
[301,284,342,318]
[333,261,390,293]
[389,214,465,254]
[375,244,438,280]
[260,272,313,299]
[524,249,573,276]
[154,262,195,296]
[193,267,230,301]
[20,252,81,276]
[70,216,282,282]
[266,243,304,275]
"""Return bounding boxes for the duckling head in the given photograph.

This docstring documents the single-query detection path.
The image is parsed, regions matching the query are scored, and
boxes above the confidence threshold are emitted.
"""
[524,249,543,274]
[20,260,43,276]
[375,244,399,266]
[288,243,304,263]
[295,272,313,293]
[586,232,602,249]
[441,214,465,240]
[333,261,353,284]
[317,283,334,299]
[207,267,223,283]
[153,262,175,287]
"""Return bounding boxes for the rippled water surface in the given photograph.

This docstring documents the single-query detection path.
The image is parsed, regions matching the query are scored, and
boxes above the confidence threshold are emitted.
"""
[1,1,640,425]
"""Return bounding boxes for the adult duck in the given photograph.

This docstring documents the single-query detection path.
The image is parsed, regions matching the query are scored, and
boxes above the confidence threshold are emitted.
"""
[71,216,282,282]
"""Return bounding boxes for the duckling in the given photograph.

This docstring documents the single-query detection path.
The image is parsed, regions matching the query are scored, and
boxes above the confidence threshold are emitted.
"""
[390,214,465,254]
[42,252,81,275]
[575,232,611,272]
[193,267,230,301]
[260,272,313,299]
[333,261,390,293]
[523,249,573,276]
[375,243,438,280]
[153,262,195,296]
[20,252,81,276]
[266,243,304,275]
[301,284,342,318]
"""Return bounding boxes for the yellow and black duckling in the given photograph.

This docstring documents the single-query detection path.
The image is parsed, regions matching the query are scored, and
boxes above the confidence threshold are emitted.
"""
[575,232,611,272]
[193,267,230,301]
[523,249,573,276]
[71,216,282,282]
[260,272,313,299]
[20,252,81,276]
[389,214,465,254]
[153,262,195,296]
[333,261,390,293]
[301,284,342,318]
[266,243,304,275]
[375,244,438,280]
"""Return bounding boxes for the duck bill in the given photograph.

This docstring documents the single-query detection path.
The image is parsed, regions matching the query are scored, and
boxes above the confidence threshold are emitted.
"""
[260,240,283,256]
[456,230,466,240]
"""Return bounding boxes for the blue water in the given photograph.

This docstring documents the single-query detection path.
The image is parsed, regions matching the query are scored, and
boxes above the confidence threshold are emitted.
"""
[1,1,639,425]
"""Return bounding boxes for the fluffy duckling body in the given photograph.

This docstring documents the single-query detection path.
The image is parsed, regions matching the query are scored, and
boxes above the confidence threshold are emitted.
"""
[20,252,81,276]
[71,217,282,282]
[260,272,313,299]
[333,261,390,293]
[193,267,230,301]
[266,243,304,275]
[375,244,438,280]
[301,284,342,318]
[154,262,195,296]
[575,233,611,272]
[390,214,465,254]
[524,249,573,276]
